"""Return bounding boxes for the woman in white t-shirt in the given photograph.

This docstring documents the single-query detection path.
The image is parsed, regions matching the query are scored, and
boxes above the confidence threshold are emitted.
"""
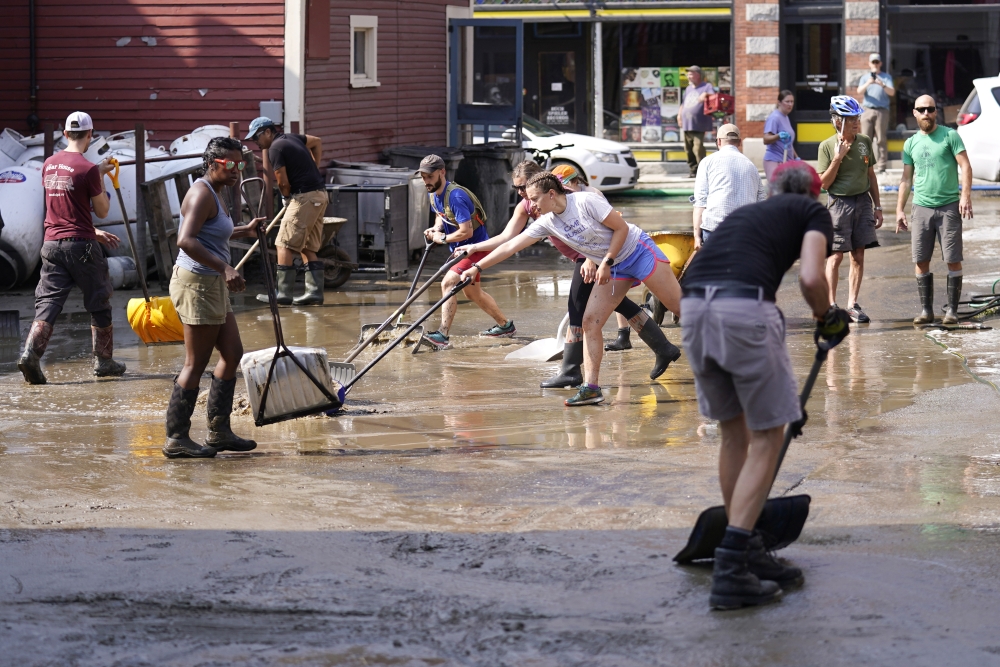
[460,171,682,406]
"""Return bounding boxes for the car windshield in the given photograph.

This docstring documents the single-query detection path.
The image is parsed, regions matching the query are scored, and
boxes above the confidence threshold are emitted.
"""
[522,115,562,138]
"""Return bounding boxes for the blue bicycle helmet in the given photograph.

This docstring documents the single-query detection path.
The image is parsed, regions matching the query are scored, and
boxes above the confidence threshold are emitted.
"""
[829,95,863,117]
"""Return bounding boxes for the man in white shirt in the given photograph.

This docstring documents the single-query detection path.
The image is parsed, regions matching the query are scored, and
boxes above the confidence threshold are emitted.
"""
[692,124,767,249]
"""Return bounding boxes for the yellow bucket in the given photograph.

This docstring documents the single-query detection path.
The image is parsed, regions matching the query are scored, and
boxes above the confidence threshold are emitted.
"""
[647,230,696,278]
[127,296,185,345]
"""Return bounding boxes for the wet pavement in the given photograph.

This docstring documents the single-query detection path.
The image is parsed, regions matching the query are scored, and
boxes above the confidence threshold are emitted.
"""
[3,195,1000,665]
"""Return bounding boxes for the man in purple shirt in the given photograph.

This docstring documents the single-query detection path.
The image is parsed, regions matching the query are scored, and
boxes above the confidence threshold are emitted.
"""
[682,66,716,178]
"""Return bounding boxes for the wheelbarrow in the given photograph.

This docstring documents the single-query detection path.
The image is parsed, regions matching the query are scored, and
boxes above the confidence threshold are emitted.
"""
[641,230,696,325]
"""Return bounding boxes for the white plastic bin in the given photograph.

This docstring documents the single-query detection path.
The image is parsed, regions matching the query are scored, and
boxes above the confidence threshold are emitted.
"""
[240,346,343,423]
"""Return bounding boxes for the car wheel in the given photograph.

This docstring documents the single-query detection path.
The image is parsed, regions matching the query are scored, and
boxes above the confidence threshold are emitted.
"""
[317,246,352,289]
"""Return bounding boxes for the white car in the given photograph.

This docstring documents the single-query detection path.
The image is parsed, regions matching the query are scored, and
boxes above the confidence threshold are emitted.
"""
[956,76,1000,182]
[499,116,639,192]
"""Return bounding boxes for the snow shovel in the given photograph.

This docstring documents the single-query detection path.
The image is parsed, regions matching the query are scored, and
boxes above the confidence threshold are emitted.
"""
[329,249,470,386]
[106,158,185,345]
[358,239,434,345]
[0,310,19,340]
[342,277,472,396]
[673,338,831,564]
[505,313,569,362]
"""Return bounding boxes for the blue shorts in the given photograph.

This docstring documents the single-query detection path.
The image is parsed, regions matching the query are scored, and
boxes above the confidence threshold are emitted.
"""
[613,232,669,286]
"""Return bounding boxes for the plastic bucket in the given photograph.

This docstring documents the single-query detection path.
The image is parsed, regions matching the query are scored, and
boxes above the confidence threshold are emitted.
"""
[0,129,26,162]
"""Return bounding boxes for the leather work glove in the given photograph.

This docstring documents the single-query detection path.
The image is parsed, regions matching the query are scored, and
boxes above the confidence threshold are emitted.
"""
[778,131,791,142]
[816,305,850,348]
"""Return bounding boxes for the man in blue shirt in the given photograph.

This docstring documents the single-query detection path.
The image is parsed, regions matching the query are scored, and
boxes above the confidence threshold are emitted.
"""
[681,66,717,178]
[857,53,895,174]
[418,154,515,350]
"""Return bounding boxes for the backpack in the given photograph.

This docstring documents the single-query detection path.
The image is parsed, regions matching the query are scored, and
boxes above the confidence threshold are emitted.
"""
[436,182,487,230]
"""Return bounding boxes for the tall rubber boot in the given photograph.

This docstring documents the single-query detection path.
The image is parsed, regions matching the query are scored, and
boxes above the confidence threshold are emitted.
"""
[162,380,216,459]
[257,265,295,306]
[17,320,52,385]
[92,325,126,377]
[540,341,584,388]
[942,274,962,325]
[636,318,681,380]
[604,327,632,351]
[204,375,257,452]
[292,261,325,306]
[913,273,934,325]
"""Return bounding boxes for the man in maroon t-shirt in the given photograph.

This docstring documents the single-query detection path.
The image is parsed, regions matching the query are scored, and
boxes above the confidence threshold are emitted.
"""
[18,111,127,384]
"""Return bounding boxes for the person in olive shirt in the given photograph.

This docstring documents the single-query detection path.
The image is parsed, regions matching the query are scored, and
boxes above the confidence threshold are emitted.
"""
[895,94,974,326]
[817,95,883,324]
[246,116,328,306]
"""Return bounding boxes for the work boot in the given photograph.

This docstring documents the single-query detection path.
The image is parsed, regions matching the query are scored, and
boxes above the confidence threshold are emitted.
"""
[913,273,935,325]
[292,261,325,306]
[92,325,126,377]
[636,318,681,380]
[943,274,962,325]
[17,320,52,385]
[710,546,782,610]
[746,533,803,588]
[604,327,632,351]
[257,265,295,306]
[163,380,216,459]
[204,375,257,452]
[541,341,583,388]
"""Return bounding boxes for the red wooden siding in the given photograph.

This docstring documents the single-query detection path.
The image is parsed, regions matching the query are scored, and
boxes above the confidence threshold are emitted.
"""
[305,0,466,162]
[0,3,32,133]
[0,0,284,143]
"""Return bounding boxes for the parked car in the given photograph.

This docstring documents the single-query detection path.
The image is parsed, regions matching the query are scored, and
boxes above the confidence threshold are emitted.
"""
[956,76,1000,182]
[495,115,639,192]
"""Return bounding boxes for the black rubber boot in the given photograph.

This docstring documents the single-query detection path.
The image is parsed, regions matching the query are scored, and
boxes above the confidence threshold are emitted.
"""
[17,320,52,385]
[913,273,934,325]
[746,533,803,588]
[710,546,782,610]
[636,318,681,380]
[540,341,584,388]
[292,262,325,306]
[204,375,257,452]
[92,325,126,377]
[163,380,216,459]
[942,274,962,325]
[604,327,632,351]
[257,265,295,306]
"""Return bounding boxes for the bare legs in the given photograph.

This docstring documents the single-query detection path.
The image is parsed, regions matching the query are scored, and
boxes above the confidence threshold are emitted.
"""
[826,249,866,306]
[439,271,508,336]
[718,415,785,530]
[177,313,244,390]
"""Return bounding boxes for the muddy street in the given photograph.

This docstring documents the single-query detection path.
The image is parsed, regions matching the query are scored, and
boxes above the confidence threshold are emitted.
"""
[4,196,1000,665]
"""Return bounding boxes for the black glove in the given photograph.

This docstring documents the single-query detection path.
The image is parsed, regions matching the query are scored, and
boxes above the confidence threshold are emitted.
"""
[789,409,807,438]
[816,305,850,348]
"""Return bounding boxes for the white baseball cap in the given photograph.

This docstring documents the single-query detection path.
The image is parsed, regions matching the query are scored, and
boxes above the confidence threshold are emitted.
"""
[869,53,881,63]
[65,111,94,132]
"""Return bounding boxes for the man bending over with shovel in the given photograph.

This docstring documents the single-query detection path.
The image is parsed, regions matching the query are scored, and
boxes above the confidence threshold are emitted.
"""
[680,162,849,609]
[418,154,515,350]
[19,111,126,384]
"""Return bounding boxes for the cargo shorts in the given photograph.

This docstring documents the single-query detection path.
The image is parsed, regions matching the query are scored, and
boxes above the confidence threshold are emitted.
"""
[277,189,328,253]
[911,202,962,264]
[828,193,878,253]
[680,293,801,431]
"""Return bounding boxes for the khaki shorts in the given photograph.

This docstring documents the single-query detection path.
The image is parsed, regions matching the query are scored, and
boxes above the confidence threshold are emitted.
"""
[680,294,801,431]
[828,193,878,253]
[277,189,328,253]
[169,265,232,326]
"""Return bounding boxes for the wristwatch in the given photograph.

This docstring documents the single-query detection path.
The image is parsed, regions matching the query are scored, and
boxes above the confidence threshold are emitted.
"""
[874,206,883,211]
[602,256,616,267]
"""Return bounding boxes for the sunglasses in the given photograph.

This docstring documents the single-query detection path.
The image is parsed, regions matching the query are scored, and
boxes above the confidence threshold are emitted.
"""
[513,184,527,193]
[915,106,937,114]
[214,159,246,171]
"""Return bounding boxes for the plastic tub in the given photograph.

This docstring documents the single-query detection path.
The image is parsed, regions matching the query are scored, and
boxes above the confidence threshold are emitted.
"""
[240,346,344,424]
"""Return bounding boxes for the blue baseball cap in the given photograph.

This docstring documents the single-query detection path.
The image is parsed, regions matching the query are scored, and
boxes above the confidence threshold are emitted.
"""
[245,116,277,141]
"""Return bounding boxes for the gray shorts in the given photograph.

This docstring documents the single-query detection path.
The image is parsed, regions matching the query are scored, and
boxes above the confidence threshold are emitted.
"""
[911,202,962,264]
[828,194,878,253]
[680,294,801,431]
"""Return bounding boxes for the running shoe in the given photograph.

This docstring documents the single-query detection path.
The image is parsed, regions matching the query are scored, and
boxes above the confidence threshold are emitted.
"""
[480,320,516,338]
[847,303,870,323]
[565,385,604,406]
[422,330,452,350]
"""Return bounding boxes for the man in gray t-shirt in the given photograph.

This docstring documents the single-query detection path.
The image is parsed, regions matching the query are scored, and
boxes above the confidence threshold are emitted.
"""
[856,53,895,173]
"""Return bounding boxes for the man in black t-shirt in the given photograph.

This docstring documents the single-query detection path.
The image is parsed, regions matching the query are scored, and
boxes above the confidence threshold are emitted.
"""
[681,162,850,610]
[246,117,328,306]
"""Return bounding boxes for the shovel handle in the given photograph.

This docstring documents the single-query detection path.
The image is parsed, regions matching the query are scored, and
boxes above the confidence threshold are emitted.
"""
[108,157,121,191]
[233,204,287,271]
[772,344,829,484]
[105,158,151,302]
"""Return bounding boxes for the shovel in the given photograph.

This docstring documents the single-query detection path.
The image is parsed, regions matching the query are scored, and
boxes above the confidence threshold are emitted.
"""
[673,338,831,564]
[107,158,185,345]
[505,313,569,362]
[358,239,434,345]
[329,250,470,386]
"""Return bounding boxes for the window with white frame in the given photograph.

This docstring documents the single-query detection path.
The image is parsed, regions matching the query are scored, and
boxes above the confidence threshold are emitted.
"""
[350,15,379,88]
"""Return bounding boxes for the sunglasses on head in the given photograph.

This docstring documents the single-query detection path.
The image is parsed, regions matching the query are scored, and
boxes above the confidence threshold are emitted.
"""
[915,106,937,114]
[214,158,246,171]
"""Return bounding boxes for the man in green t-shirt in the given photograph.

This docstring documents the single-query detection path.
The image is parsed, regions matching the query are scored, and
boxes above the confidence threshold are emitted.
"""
[896,94,974,326]
[817,95,883,324]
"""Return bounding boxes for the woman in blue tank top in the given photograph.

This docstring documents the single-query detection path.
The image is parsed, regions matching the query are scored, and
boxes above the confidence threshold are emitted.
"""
[164,137,265,459]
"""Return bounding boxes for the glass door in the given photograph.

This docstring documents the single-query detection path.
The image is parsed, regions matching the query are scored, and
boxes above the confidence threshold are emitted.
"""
[538,52,577,130]
[783,21,842,158]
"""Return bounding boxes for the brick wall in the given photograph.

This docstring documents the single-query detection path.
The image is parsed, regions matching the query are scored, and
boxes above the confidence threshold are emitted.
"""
[735,0,780,137]
[844,1,880,101]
